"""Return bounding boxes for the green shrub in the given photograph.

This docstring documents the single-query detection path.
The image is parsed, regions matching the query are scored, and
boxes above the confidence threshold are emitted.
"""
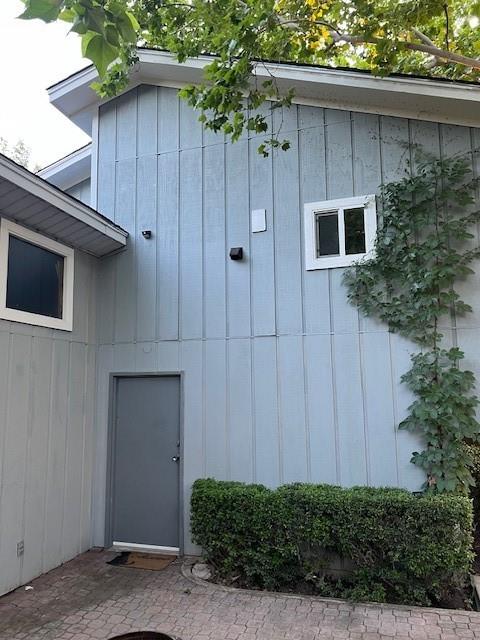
[465,441,480,527]
[191,479,474,607]
[465,442,480,484]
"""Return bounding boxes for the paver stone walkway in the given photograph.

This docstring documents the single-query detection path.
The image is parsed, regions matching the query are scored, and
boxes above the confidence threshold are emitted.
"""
[0,550,479,640]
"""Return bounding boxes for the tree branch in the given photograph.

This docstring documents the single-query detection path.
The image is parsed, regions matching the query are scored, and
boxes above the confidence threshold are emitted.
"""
[333,33,480,71]
[411,28,443,68]
[411,28,436,48]
[276,17,343,37]
[401,42,479,69]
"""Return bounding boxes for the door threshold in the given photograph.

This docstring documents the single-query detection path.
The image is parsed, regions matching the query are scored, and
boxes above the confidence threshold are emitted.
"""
[111,541,180,556]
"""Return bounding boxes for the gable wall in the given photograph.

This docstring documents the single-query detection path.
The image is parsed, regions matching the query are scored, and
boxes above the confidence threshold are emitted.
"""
[93,85,480,552]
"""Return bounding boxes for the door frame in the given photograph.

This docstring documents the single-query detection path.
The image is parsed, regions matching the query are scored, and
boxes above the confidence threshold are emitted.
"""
[104,371,185,555]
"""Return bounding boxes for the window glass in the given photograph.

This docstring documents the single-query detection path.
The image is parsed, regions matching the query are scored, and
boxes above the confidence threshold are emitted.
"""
[316,212,339,257]
[344,207,366,255]
[6,235,64,319]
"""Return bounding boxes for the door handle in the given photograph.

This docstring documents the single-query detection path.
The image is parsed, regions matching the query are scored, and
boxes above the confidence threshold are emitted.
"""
[172,456,180,462]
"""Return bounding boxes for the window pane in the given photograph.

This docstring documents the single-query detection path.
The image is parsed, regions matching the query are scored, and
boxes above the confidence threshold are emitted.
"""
[6,236,64,319]
[344,207,366,255]
[316,212,339,257]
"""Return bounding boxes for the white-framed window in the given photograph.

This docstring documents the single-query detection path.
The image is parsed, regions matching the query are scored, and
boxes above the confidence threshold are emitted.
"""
[0,219,74,331]
[304,194,377,270]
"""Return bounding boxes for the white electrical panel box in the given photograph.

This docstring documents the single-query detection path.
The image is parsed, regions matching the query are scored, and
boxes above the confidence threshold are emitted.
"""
[251,209,267,233]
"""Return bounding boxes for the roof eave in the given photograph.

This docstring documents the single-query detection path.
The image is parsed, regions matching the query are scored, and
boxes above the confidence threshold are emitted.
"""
[38,144,92,190]
[0,154,127,257]
[47,50,480,134]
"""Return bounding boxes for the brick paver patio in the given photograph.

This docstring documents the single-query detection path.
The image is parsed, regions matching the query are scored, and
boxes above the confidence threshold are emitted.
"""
[1,550,480,640]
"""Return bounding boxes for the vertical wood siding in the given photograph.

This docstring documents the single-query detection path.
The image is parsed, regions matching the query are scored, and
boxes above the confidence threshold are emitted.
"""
[66,179,91,206]
[94,86,479,552]
[0,243,97,596]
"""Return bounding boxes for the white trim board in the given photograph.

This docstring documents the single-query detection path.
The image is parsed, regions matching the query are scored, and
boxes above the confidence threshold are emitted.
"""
[0,219,75,331]
[38,144,92,191]
[89,108,99,210]
[304,194,377,270]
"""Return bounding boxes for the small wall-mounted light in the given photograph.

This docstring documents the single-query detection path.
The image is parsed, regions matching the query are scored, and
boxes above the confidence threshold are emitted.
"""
[142,230,152,239]
[229,247,243,261]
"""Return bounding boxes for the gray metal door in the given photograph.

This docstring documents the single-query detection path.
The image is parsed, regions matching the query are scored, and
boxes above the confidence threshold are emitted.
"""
[111,375,180,549]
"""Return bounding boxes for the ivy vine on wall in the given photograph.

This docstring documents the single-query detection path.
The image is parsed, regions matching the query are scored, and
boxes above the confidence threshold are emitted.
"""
[343,153,480,494]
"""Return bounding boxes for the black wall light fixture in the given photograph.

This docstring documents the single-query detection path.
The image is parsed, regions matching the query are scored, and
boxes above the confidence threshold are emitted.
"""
[229,247,243,260]
[142,230,152,239]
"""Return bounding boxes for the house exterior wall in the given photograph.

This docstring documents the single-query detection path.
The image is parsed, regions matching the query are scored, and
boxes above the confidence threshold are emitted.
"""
[0,235,97,596]
[66,178,91,206]
[92,84,480,553]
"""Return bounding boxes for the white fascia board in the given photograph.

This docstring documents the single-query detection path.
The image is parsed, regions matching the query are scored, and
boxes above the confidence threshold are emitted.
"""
[48,64,141,135]
[47,50,480,133]
[48,64,98,105]
[140,49,480,102]
[0,155,127,246]
[38,144,92,190]
[253,60,480,100]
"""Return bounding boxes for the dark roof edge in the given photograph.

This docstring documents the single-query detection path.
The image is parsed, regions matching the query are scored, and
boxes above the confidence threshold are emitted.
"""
[47,47,480,92]
[38,143,92,173]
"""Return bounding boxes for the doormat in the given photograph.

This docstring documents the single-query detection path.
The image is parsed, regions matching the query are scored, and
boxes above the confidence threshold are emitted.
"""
[107,552,176,571]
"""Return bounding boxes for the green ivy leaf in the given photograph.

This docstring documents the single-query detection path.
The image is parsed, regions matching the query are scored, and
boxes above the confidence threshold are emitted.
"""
[344,153,480,495]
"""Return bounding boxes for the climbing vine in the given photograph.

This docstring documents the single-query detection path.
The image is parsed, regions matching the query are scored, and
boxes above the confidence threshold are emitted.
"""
[343,154,480,494]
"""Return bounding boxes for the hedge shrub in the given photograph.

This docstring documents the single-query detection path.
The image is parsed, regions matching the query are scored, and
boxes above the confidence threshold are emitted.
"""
[465,442,480,493]
[191,479,474,607]
[465,442,480,569]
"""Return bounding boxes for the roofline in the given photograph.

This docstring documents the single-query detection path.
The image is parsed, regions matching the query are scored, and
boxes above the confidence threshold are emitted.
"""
[47,49,480,134]
[0,153,127,246]
[38,144,92,190]
[48,63,98,102]
[47,47,480,91]
[48,62,93,92]
[39,143,91,174]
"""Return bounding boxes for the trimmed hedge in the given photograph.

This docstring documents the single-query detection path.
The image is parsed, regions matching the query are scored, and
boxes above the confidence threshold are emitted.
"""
[191,479,474,607]
[465,442,480,492]
[465,442,480,573]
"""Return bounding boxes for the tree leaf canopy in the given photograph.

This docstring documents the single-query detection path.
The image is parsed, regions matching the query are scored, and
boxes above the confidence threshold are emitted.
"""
[19,0,480,151]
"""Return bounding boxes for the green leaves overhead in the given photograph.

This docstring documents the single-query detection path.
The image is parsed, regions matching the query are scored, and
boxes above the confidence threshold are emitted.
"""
[20,0,63,22]
[344,154,480,495]
[19,1,138,94]
[116,11,139,43]
[81,32,118,77]
[19,0,480,154]
[73,5,138,74]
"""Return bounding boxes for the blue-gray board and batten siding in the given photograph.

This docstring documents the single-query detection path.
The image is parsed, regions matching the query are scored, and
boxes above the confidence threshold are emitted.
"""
[66,179,91,206]
[0,245,97,595]
[93,84,480,553]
